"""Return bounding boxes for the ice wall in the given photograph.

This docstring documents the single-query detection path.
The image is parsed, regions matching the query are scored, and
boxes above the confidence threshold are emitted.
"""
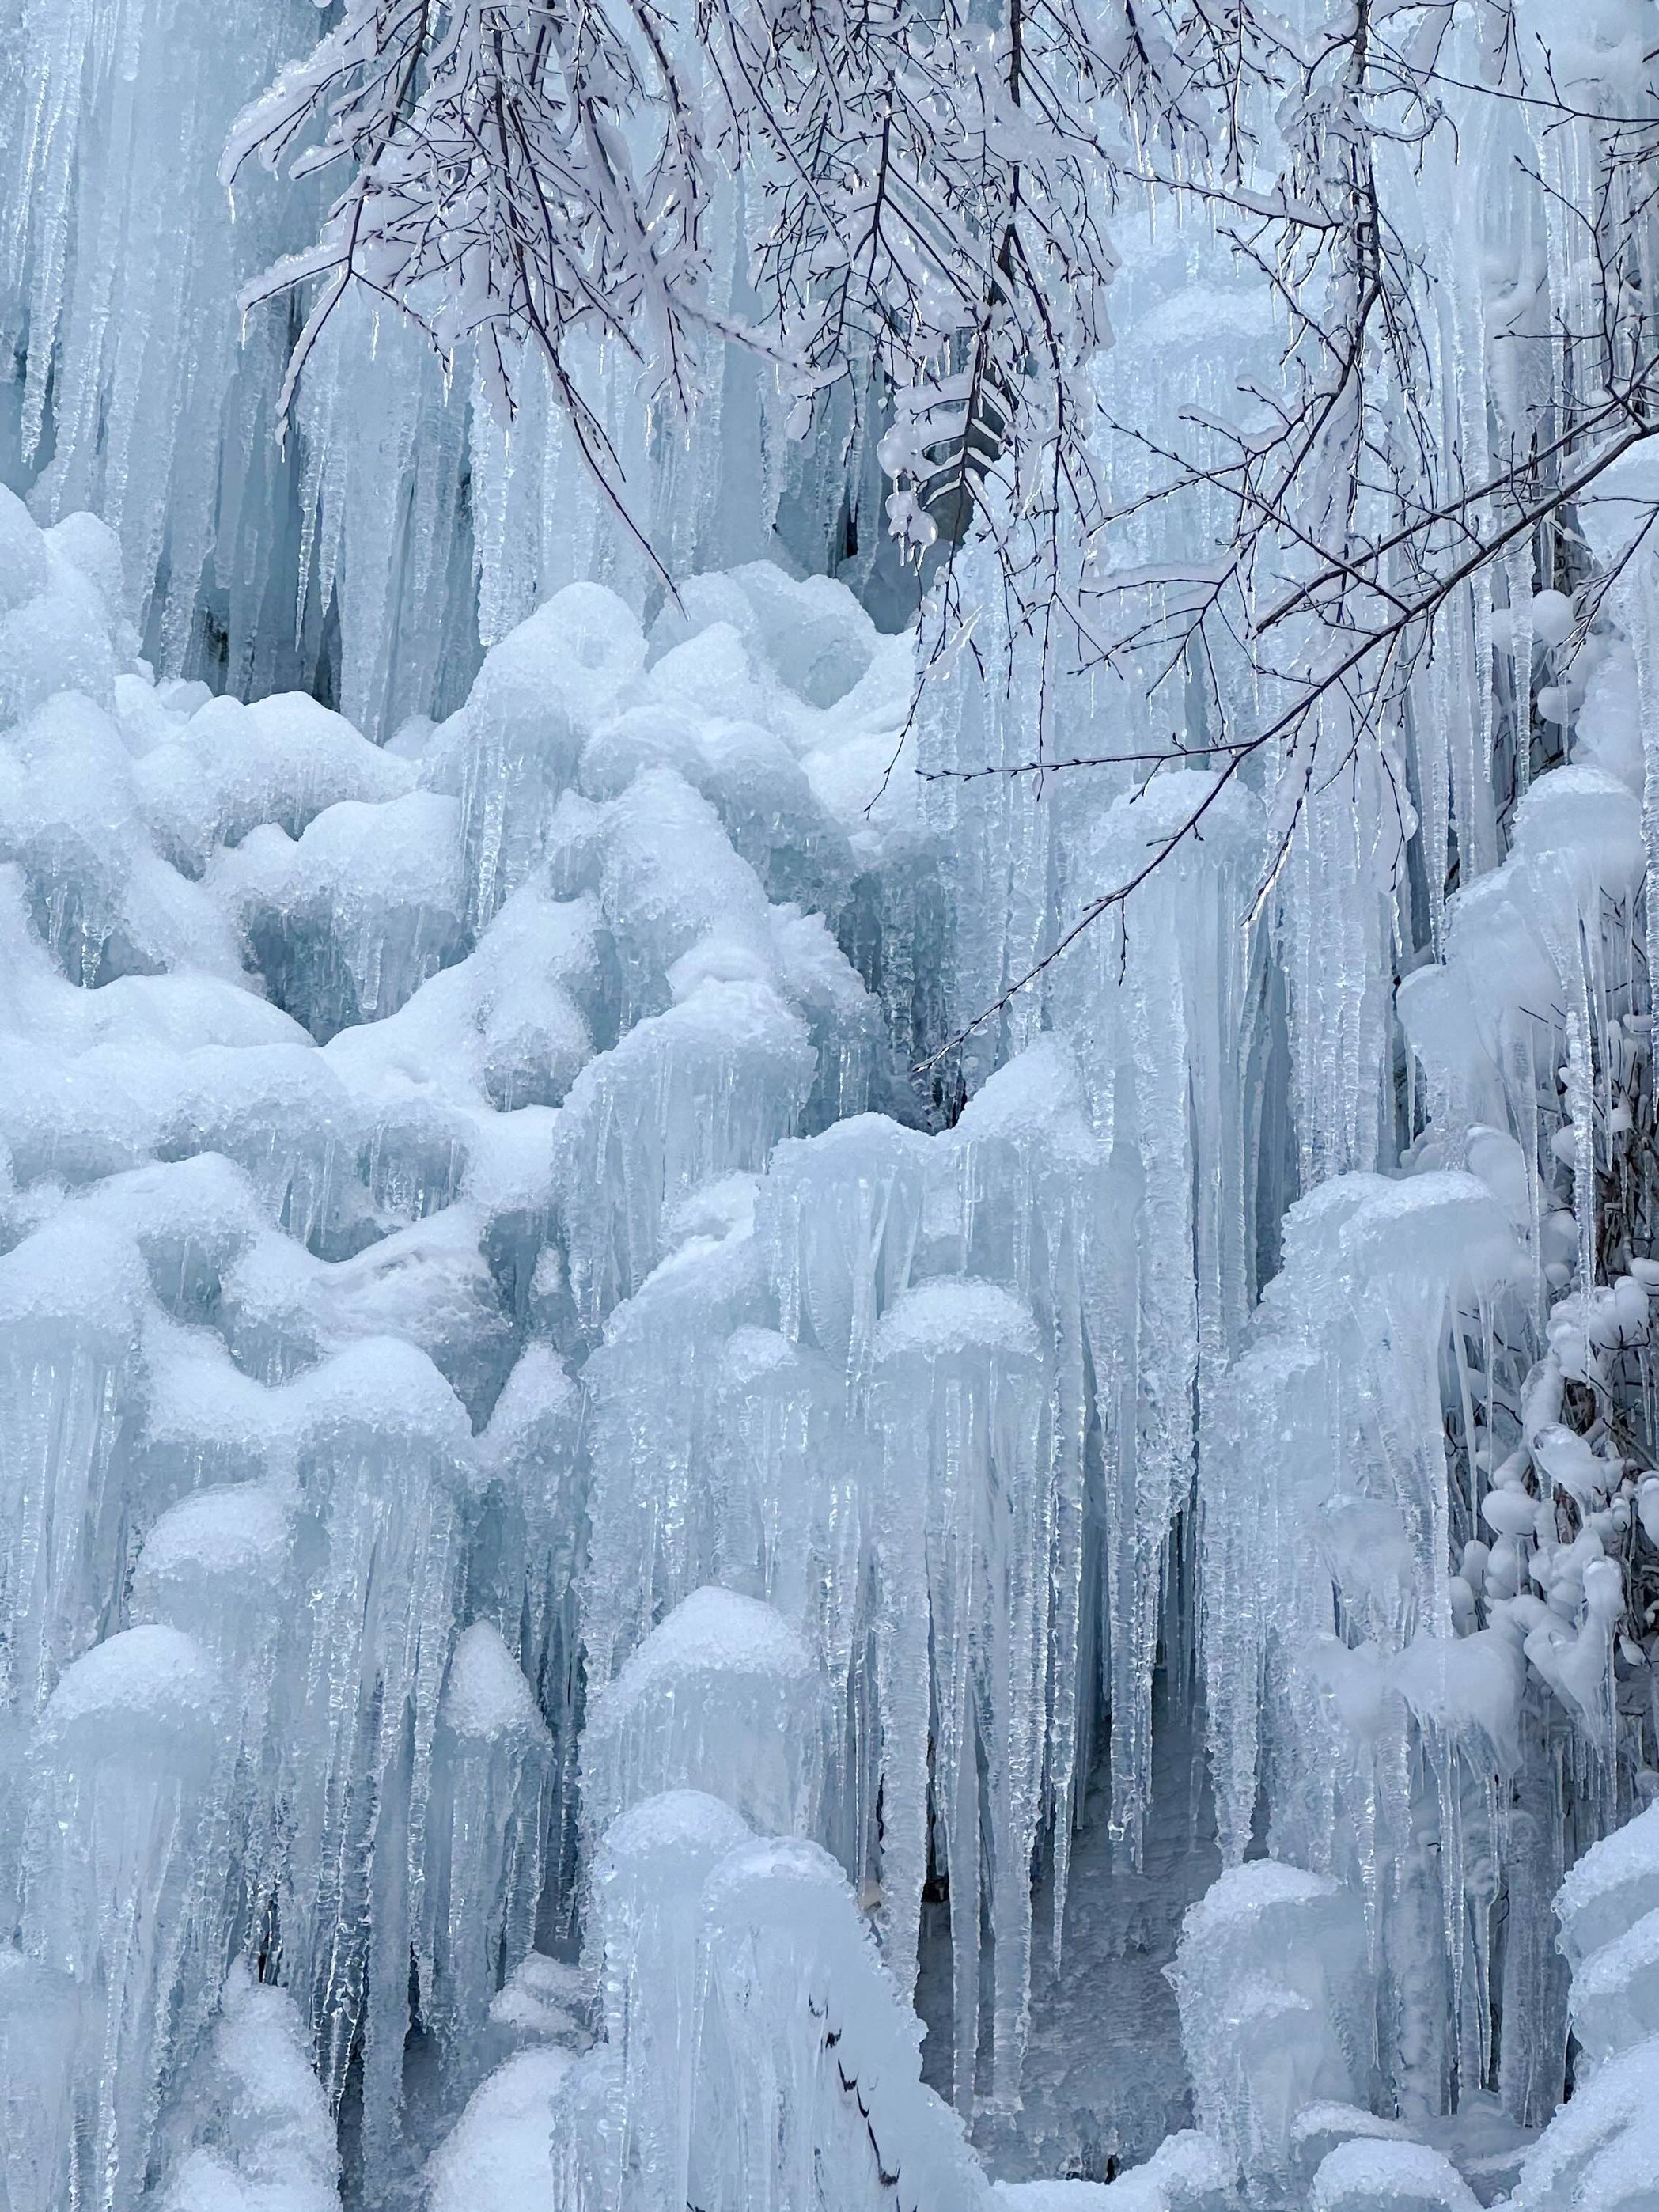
[2,0,1659,2203]
[0,478,1164,2202]
[0,473,1592,2212]
[3,322,1659,2212]
[0,493,886,2195]
[0,470,1303,2206]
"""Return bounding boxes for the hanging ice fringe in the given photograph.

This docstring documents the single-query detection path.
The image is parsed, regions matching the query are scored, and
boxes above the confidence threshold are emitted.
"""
[3,0,1659,2205]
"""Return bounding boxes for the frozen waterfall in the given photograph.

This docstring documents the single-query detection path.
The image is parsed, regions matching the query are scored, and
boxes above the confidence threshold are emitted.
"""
[4,0,1659,2207]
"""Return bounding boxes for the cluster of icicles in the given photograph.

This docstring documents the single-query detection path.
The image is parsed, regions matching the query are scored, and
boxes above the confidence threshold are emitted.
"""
[6,0,1659,2196]
[3,428,1659,2210]
[0,475,1267,2210]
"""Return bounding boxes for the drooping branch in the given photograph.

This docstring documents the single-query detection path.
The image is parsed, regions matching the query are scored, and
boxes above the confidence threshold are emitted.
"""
[225,0,1659,1052]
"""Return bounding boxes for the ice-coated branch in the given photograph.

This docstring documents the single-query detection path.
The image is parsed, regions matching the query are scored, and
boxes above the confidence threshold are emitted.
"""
[918,390,1659,1069]
[226,0,1119,584]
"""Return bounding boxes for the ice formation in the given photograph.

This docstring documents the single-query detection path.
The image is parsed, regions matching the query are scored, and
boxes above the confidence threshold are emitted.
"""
[5,2,1659,2210]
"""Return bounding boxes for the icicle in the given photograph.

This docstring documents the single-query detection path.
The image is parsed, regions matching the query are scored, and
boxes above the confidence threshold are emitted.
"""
[422,1623,553,2099]
[757,1113,930,1400]
[555,983,814,1336]
[0,1218,146,1725]
[267,1342,470,2173]
[0,1951,81,2212]
[871,1278,1045,2112]
[581,1587,828,1850]
[939,1037,1100,1961]
[1170,1862,1370,2200]
[1051,771,1264,1861]
[21,1625,233,2212]
[593,1790,752,2210]
[694,1836,990,2212]
[580,1214,768,1691]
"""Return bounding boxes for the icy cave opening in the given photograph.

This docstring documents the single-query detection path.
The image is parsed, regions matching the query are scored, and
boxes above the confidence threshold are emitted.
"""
[5,2,1659,2210]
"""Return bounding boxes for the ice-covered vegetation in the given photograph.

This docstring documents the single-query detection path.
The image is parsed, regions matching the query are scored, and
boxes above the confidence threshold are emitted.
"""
[5,0,1659,2208]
